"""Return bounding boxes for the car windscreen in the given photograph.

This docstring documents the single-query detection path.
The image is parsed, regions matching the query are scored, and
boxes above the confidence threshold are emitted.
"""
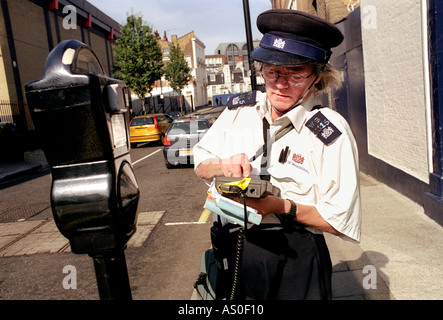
[169,121,209,134]
[130,117,154,126]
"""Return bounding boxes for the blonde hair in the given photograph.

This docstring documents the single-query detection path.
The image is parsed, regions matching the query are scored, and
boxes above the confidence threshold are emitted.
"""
[254,61,342,93]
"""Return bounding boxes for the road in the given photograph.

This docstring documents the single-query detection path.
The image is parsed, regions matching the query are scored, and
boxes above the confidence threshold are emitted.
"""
[128,143,211,299]
[0,143,212,300]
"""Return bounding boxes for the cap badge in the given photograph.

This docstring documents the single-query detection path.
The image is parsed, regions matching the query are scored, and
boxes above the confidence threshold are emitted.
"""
[259,34,329,64]
[273,38,286,49]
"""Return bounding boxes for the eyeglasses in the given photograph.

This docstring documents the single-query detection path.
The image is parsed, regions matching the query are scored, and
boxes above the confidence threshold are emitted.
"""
[261,69,315,87]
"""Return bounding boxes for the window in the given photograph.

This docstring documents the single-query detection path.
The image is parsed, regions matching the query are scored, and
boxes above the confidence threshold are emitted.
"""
[226,44,239,56]
[130,117,154,126]
[169,121,209,134]
[157,115,173,124]
[162,47,170,61]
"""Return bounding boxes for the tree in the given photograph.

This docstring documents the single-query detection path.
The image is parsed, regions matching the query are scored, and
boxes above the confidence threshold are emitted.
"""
[113,14,163,112]
[163,43,193,113]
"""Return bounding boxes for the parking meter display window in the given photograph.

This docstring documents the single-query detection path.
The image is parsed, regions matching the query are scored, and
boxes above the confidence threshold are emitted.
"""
[71,46,104,75]
[106,83,128,113]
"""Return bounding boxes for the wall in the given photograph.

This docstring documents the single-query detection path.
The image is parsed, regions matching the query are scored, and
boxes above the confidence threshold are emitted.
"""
[361,0,431,184]
[328,6,368,174]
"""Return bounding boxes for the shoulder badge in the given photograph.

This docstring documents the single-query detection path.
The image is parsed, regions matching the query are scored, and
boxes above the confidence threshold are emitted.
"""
[305,111,342,145]
[227,90,258,110]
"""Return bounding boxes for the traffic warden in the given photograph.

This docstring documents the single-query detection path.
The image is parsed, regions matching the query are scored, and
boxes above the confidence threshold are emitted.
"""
[193,9,361,300]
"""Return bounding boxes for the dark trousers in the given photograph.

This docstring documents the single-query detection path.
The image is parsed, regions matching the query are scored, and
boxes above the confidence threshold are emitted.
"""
[241,226,332,300]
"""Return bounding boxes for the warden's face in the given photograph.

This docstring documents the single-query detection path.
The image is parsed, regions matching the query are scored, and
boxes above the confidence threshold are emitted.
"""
[263,64,319,119]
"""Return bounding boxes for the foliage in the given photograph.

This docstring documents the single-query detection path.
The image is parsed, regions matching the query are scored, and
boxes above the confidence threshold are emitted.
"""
[163,43,193,96]
[113,14,163,100]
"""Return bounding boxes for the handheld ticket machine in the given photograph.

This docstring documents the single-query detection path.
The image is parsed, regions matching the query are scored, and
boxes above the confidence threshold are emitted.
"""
[25,40,139,300]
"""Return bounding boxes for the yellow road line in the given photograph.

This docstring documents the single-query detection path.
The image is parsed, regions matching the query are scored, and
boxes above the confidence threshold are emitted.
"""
[198,209,211,223]
[164,209,212,226]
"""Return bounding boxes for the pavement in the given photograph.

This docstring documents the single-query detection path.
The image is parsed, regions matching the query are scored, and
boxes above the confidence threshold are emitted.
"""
[1,150,442,300]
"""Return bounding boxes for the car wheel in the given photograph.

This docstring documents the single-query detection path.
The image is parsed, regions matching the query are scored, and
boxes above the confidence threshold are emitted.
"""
[130,143,137,148]
[164,158,173,169]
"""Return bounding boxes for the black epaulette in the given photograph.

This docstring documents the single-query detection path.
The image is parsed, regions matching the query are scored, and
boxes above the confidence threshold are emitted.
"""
[227,90,258,110]
[305,111,342,145]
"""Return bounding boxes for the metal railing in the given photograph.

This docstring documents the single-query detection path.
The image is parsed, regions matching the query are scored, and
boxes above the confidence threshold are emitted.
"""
[0,100,33,130]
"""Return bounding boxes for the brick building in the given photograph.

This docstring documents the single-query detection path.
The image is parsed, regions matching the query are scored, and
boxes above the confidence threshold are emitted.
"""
[150,30,207,113]
[0,0,120,130]
[272,0,359,22]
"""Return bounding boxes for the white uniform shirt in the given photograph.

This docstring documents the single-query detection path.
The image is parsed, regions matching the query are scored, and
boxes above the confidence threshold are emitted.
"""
[194,91,361,243]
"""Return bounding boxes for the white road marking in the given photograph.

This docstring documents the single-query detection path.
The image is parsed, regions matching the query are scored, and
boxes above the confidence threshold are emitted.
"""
[132,149,162,165]
[165,221,207,226]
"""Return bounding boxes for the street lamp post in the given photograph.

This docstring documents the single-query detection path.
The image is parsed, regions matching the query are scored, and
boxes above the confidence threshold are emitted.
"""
[242,0,257,91]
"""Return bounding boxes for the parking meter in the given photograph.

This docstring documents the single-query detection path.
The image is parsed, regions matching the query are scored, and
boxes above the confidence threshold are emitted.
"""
[25,39,139,299]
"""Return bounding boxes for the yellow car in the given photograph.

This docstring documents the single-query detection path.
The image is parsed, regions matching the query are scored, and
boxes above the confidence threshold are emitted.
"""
[129,113,173,147]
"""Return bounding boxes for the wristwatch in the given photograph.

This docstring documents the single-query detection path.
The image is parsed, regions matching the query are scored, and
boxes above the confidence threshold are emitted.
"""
[285,199,297,221]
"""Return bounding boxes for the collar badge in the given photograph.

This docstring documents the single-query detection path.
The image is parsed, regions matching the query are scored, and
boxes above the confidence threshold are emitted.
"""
[292,153,305,165]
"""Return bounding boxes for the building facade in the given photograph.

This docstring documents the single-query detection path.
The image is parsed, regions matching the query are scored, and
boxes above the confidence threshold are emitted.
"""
[206,40,263,104]
[358,0,442,224]
[0,0,120,130]
[277,0,359,22]
[151,30,207,113]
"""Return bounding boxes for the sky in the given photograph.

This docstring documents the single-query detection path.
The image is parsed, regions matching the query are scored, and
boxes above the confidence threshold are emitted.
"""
[87,0,272,54]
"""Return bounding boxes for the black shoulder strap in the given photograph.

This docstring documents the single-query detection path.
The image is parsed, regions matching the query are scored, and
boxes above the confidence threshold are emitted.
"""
[257,117,294,181]
[227,91,258,110]
[260,118,270,180]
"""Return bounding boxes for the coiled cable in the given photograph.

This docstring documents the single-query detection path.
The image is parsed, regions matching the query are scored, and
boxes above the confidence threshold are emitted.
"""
[229,192,247,300]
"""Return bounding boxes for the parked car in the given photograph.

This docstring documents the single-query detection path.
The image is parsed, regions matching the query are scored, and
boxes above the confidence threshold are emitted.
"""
[163,117,213,168]
[129,113,173,147]
[166,111,181,120]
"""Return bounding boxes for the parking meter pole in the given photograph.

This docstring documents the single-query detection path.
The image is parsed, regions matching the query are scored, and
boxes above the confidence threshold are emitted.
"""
[92,251,132,300]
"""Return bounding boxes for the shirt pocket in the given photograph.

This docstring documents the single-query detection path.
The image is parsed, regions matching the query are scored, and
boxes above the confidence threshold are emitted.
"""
[269,156,314,197]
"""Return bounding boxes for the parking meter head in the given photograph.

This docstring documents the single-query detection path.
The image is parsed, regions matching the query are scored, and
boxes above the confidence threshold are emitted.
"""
[25,40,111,166]
[25,40,139,254]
